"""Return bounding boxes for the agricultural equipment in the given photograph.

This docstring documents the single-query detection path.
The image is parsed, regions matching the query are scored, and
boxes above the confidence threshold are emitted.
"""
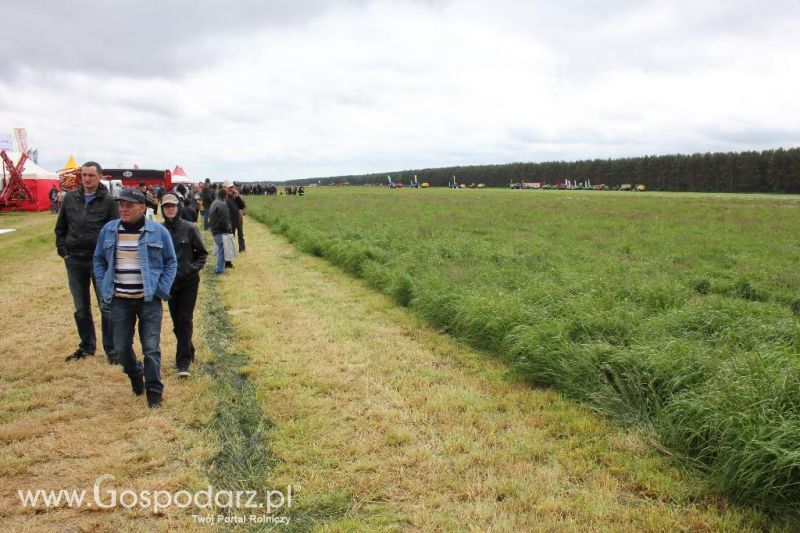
[0,150,34,211]
[102,168,172,190]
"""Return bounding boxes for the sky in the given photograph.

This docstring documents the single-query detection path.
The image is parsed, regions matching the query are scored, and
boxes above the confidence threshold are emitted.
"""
[1,0,799,181]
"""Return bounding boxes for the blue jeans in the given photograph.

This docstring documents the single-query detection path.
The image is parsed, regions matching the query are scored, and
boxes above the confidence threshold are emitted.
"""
[65,256,114,358]
[213,233,225,273]
[111,297,164,395]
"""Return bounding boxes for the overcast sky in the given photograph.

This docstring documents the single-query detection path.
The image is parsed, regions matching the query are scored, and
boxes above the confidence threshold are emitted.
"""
[1,0,798,181]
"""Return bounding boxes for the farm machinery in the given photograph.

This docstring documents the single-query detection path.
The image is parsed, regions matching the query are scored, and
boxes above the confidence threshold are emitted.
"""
[0,150,34,211]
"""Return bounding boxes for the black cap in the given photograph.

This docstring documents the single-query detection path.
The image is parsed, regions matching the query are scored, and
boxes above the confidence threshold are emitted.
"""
[116,188,147,204]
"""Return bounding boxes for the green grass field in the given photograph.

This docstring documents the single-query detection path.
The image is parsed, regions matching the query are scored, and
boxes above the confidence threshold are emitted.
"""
[247,188,800,517]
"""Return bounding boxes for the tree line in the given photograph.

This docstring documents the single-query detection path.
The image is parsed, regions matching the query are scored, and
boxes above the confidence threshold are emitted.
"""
[286,147,800,193]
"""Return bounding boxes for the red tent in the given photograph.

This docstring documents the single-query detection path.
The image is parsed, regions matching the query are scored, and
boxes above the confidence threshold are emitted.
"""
[172,165,192,183]
[0,151,59,211]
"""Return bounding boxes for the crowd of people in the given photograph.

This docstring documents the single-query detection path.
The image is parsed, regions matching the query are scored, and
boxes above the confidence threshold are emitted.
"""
[238,183,305,196]
[54,163,247,408]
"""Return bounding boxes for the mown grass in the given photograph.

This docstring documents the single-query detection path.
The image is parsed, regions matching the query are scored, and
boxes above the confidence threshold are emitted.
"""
[247,188,800,520]
[0,212,218,530]
[198,266,276,510]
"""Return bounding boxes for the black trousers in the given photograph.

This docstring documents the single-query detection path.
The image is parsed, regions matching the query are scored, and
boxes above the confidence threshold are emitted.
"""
[168,277,199,369]
[233,220,245,252]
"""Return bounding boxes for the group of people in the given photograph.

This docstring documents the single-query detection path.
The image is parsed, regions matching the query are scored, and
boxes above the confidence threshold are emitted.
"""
[198,179,247,267]
[48,184,67,213]
[236,183,305,196]
[53,162,242,408]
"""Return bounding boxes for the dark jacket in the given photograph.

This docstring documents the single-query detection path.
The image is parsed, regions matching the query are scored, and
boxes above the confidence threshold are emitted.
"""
[180,203,196,223]
[226,197,241,226]
[54,183,118,258]
[208,198,232,235]
[201,187,214,209]
[162,216,208,288]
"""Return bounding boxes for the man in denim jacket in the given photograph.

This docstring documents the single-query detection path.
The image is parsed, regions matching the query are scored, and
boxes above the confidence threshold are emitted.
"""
[94,188,177,407]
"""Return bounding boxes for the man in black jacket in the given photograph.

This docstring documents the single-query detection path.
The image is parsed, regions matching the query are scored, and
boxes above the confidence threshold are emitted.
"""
[208,188,232,274]
[161,194,207,376]
[223,183,239,268]
[54,162,119,363]
[228,185,246,253]
[179,197,197,223]
[200,179,214,230]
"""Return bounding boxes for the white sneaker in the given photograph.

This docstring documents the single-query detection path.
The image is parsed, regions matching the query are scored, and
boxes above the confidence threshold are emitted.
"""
[178,369,191,377]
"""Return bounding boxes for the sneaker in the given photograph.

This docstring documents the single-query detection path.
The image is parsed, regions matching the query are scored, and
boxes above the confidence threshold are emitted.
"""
[65,349,93,362]
[108,355,121,365]
[130,374,145,396]
[146,390,162,408]
[177,368,191,378]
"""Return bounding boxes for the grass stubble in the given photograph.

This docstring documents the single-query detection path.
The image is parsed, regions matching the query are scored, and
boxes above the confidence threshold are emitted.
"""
[0,212,215,531]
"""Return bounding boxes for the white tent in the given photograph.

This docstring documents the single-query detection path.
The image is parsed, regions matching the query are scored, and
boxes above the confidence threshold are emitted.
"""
[2,151,58,191]
[1,151,60,211]
[1,151,58,183]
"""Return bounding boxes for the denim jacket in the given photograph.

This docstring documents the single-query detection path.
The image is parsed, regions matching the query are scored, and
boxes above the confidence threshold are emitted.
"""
[93,218,177,303]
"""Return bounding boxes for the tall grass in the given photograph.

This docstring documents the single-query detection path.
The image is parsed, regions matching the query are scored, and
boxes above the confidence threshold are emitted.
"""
[246,188,800,517]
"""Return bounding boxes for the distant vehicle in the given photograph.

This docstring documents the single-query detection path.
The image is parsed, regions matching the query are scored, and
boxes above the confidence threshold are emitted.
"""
[102,169,172,191]
[100,179,124,198]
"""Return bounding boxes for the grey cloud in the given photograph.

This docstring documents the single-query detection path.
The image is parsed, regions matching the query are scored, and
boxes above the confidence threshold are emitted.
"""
[706,127,800,145]
[1,0,358,79]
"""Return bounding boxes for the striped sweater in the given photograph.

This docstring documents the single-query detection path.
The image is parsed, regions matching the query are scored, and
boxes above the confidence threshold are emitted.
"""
[114,219,145,298]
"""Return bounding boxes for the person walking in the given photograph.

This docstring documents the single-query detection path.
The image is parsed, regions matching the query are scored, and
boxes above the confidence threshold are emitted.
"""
[200,179,214,230]
[179,197,196,222]
[48,185,59,213]
[54,162,119,363]
[56,187,66,211]
[160,194,207,377]
[228,185,246,252]
[93,188,177,408]
[208,188,232,274]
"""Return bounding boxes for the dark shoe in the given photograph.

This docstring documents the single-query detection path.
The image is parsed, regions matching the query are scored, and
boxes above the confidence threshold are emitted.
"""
[225,261,234,268]
[108,355,121,365]
[130,374,145,396]
[65,349,93,362]
[146,390,162,408]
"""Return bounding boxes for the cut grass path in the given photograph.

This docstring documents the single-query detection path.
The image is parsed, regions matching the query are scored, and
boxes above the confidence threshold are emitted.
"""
[219,217,777,531]
[0,212,216,531]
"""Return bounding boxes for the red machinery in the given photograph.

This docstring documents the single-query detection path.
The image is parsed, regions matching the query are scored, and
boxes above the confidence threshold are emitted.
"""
[0,150,35,211]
